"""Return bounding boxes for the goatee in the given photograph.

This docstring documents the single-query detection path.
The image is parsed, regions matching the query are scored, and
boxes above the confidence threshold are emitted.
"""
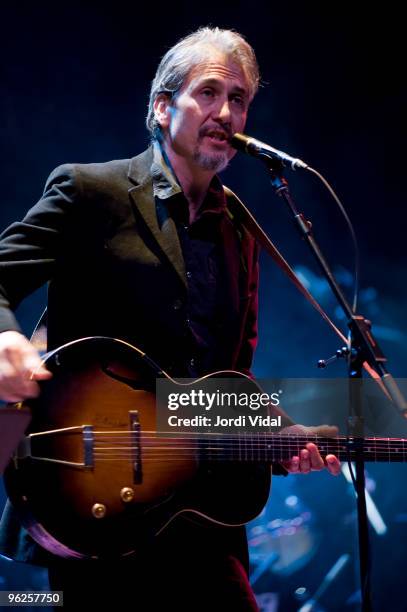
[192,147,229,173]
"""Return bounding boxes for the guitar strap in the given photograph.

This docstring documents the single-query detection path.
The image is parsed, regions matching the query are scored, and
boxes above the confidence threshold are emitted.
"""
[223,185,383,387]
[223,185,347,344]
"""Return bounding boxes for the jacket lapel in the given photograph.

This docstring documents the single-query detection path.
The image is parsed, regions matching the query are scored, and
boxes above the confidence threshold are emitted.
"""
[127,148,187,289]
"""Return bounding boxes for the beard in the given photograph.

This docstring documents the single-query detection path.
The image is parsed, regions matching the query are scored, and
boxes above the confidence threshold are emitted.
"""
[192,145,230,173]
[192,126,231,173]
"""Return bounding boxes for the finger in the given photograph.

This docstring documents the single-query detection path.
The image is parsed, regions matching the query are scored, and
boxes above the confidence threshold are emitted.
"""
[300,448,311,473]
[325,454,341,476]
[0,392,28,403]
[306,443,325,470]
[281,456,300,473]
[3,345,26,372]
[0,383,40,402]
[0,360,41,400]
[18,380,42,398]
[0,357,18,378]
[0,360,22,394]
[30,367,53,381]
[1,379,41,401]
[21,353,52,380]
[288,456,300,472]
[3,345,50,382]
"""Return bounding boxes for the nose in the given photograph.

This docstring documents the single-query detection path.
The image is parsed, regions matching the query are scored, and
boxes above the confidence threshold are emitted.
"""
[213,98,232,124]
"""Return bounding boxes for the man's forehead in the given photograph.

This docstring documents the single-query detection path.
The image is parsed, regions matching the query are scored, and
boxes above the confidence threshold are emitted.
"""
[186,58,249,90]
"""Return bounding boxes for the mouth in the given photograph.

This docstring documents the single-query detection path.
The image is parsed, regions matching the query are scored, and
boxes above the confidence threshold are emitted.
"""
[202,129,230,145]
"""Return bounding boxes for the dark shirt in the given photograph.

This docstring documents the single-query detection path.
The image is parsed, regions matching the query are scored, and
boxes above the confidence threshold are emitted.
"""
[152,142,229,377]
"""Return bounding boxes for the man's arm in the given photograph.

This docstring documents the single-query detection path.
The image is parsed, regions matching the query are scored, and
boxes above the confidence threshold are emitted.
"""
[0,165,79,401]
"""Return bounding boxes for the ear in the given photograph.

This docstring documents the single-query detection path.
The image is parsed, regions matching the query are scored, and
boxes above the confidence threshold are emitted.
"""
[153,93,172,130]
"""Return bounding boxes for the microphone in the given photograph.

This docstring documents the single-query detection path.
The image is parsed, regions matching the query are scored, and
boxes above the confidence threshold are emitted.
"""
[231,132,308,170]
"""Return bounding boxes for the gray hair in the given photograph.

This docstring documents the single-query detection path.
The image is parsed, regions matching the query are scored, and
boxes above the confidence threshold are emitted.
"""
[146,27,260,138]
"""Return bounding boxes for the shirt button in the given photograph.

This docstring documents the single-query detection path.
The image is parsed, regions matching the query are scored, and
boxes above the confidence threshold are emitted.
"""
[186,271,192,279]
[173,299,182,310]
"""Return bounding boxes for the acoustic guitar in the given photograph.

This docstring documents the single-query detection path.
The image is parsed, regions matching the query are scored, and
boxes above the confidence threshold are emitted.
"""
[4,336,406,560]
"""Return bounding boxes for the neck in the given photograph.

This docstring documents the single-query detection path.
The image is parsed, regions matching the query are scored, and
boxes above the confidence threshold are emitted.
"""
[162,141,215,223]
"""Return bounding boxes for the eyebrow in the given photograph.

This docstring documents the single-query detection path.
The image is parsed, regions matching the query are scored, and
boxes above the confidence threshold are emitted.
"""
[194,77,249,98]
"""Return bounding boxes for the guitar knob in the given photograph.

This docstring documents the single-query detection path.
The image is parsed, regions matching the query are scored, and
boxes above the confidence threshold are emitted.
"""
[92,503,107,519]
[120,487,135,502]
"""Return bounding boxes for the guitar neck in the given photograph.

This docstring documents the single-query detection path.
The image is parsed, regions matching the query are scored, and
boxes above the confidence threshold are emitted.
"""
[198,434,407,463]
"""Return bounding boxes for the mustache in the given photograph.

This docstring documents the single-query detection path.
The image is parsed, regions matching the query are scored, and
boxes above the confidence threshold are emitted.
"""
[198,125,232,140]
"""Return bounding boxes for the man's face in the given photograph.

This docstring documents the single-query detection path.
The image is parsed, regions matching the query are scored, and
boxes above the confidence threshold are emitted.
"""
[157,53,250,175]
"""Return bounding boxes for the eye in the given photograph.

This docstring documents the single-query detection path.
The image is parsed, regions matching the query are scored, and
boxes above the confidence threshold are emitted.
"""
[200,88,215,99]
[230,94,245,107]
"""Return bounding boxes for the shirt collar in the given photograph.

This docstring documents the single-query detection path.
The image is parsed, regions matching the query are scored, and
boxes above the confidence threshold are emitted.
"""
[151,140,182,200]
[150,140,227,215]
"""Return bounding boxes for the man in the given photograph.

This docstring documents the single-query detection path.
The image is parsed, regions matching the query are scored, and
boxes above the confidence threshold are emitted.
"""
[0,28,340,610]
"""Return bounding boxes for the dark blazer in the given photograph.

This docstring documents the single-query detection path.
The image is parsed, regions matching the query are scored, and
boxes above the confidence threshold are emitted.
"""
[0,147,265,564]
[0,147,259,375]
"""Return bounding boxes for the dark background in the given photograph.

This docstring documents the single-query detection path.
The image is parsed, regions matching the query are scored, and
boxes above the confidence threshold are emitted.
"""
[1,2,406,610]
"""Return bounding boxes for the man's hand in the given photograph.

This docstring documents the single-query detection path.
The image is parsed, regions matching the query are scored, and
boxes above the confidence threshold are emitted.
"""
[0,331,52,402]
[280,424,341,476]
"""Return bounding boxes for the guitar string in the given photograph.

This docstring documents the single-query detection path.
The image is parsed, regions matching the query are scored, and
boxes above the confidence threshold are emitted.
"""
[90,447,402,457]
[89,437,404,449]
[87,435,405,454]
[91,445,402,455]
[89,433,404,443]
[91,438,403,459]
[90,432,404,441]
[90,440,402,449]
[90,446,402,453]
[94,437,403,449]
[91,449,331,454]
[90,456,401,462]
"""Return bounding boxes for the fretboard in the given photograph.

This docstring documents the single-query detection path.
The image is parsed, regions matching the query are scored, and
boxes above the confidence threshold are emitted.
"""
[197,434,407,463]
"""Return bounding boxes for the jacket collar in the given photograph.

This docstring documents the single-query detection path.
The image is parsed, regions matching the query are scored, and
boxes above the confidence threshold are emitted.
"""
[127,147,187,289]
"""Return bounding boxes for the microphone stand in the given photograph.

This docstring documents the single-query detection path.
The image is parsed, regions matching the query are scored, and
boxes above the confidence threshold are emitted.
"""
[262,156,407,612]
